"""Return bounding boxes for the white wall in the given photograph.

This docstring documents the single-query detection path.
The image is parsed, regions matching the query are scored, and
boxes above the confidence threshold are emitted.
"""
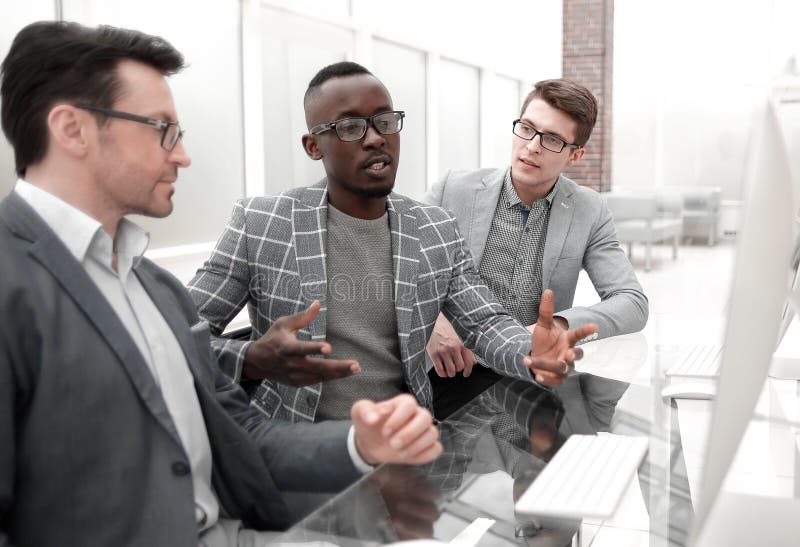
[612,0,800,204]
[437,59,481,173]
[244,0,563,203]
[70,0,246,248]
[0,0,562,252]
[257,8,354,195]
[0,0,245,249]
[265,0,563,81]
[372,39,428,197]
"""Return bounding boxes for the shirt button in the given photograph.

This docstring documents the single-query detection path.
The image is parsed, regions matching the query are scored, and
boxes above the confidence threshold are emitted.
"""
[525,227,530,233]
[306,394,317,407]
[510,294,518,300]
[172,461,190,476]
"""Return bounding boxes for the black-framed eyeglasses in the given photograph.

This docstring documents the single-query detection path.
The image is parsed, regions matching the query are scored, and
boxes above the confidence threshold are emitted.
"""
[512,119,580,153]
[77,104,185,152]
[310,110,405,142]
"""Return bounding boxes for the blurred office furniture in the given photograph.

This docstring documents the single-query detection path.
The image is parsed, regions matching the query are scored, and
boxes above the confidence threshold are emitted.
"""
[680,187,722,245]
[604,191,683,271]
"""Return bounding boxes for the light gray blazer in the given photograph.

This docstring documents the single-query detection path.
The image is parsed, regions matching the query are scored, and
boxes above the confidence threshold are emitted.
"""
[423,168,648,339]
[0,193,358,546]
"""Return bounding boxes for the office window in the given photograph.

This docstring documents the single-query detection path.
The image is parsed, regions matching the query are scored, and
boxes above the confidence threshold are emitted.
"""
[73,0,246,248]
[372,39,427,199]
[487,75,522,169]
[438,59,480,174]
[260,8,356,195]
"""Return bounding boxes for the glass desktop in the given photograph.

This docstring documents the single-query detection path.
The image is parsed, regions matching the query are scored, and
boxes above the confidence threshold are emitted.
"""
[268,332,800,547]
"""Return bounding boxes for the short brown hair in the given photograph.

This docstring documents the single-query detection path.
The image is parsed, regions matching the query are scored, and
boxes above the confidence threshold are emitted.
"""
[1,21,184,177]
[520,79,598,147]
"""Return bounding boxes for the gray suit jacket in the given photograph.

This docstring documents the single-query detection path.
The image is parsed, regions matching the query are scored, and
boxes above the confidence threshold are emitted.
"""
[188,180,536,423]
[423,168,648,338]
[0,193,358,546]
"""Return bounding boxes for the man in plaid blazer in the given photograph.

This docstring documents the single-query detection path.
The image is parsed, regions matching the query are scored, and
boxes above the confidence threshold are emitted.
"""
[188,62,596,423]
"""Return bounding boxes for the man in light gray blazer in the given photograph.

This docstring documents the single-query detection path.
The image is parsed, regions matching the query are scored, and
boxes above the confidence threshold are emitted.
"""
[0,22,443,547]
[423,79,648,425]
[189,63,597,425]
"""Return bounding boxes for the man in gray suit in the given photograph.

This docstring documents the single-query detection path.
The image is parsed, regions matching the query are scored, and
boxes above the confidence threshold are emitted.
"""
[189,63,597,424]
[0,21,444,547]
[423,79,648,424]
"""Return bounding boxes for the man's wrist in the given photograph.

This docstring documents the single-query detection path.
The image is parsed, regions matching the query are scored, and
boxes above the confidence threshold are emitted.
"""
[242,344,257,379]
[348,426,376,473]
[242,340,271,379]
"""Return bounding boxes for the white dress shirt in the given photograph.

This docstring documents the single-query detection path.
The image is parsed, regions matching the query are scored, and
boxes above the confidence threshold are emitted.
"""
[15,179,219,530]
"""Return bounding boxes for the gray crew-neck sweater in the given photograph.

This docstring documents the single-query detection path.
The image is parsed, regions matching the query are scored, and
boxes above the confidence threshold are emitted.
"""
[316,204,405,421]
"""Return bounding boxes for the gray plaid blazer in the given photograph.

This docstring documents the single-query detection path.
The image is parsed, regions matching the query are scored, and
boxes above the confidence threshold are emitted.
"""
[188,180,534,422]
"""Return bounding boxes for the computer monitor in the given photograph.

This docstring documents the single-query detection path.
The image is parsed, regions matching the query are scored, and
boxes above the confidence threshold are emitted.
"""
[775,85,800,340]
[776,231,800,343]
[690,98,798,544]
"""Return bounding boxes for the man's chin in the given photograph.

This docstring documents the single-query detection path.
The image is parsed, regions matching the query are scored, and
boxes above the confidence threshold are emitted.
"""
[354,186,393,198]
[350,179,394,198]
[510,171,546,190]
[139,201,174,218]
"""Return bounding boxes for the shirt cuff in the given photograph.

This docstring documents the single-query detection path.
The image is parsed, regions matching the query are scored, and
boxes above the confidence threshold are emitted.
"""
[232,340,253,384]
[347,425,376,474]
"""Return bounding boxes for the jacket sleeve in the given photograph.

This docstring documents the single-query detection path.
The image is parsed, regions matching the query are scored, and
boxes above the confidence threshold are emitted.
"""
[0,286,26,547]
[211,363,360,492]
[556,197,649,337]
[438,216,535,383]
[0,338,16,546]
[187,200,254,383]
[420,170,451,207]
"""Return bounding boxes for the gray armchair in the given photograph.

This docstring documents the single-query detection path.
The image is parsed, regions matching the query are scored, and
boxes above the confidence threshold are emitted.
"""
[681,187,721,245]
[604,192,683,271]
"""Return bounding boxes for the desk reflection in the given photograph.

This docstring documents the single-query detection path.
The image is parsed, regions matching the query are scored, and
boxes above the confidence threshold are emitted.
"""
[276,374,631,545]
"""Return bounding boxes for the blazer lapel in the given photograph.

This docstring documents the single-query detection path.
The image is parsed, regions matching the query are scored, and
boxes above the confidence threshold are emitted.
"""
[292,181,329,341]
[468,169,505,267]
[387,195,420,364]
[542,176,576,289]
[134,263,204,379]
[0,194,182,447]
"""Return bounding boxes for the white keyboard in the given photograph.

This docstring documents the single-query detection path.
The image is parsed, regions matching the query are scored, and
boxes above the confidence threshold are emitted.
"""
[515,434,648,520]
[665,344,723,378]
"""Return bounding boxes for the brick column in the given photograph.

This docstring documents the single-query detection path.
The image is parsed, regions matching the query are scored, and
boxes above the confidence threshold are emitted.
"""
[561,0,614,191]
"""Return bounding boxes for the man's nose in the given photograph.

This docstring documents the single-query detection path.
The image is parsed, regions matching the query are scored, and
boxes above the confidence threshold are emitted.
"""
[170,139,191,167]
[362,124,386,148]
[525,133,543,153]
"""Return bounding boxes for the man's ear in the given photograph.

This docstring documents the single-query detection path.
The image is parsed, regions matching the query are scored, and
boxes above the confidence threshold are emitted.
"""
[566,146,585,167]
[47,104,91,160]
[302,134,323,160]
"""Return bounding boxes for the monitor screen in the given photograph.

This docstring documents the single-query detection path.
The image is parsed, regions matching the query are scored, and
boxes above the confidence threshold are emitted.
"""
[777,230,800,343]
[691,98,797,542]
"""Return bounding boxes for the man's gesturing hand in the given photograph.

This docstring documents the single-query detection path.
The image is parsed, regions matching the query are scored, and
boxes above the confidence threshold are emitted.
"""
[352,394,443,466]
[523,290,596,387]
[242,300,360,386]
